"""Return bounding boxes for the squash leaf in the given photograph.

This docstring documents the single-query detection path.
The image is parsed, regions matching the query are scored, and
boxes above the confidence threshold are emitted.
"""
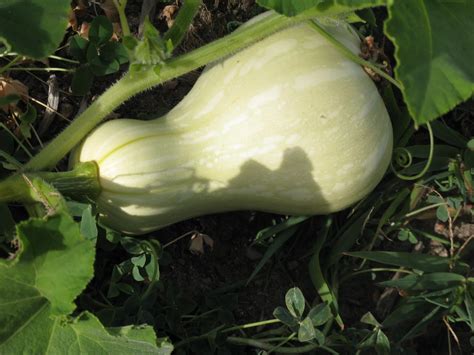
[385,0,474,125]
[256,0,387,17]
[0,0,70,58]
[0,214,95,319]
[1,309,170,354]
[0,212,171,353]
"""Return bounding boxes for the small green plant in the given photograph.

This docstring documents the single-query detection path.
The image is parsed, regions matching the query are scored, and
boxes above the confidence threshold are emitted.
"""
[69,16,128,95]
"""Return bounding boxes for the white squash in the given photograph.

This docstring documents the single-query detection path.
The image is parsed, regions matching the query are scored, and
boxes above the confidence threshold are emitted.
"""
[74,19,393,235]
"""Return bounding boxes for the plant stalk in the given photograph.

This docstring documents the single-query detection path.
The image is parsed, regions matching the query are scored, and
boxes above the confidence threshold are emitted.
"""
[0,162,100,203]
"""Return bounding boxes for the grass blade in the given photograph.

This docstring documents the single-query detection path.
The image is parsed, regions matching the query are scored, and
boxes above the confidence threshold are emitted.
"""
[346,251,469,273]
[246,224,300,285]
[378,272,465,291]
[309,217,344,329]
[254,216,309,244]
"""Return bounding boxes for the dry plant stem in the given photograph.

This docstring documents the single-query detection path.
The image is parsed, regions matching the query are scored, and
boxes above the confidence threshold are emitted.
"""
[21,12,307,172]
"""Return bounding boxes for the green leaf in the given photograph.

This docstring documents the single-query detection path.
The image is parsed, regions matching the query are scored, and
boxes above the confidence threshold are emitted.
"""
[374,329,390,355]
[247,224,300,284]
[0,214,97,352]
[285,287,305,318]
[89,16,113,46]
[256,0,386,17]
[360,312,381,328]
[397,229,417,244]
[68,35,89,63]
[297,316,316,342]
[128,18,170,72]
[378,272,465,291]
[90,58,120,76]
[308,303,332,326]
[385,0,474,125]
[313,328,325,346]
[327,210,370,266]
[346,251,469,273]
[1,310,170,354]
[132,265,145,281]
[0,0,70,58]
[100,41,129,64]
[131,254,147,267]
[400,306,442,342]
[436,205,449,222]
[430,120,468,148]
[71,65,94,96]
[273,306,298,327]
[18,103,37,139]
[0,94,20,107]
[0,214,95,317]
[27,177,68,215]
[80,205,98,240]
[254,215,309,244]
[309,217,344,329]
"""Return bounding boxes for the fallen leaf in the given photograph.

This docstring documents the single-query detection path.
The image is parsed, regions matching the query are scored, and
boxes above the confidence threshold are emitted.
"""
[79,22,90,39]
[100,0,120,23]
[68,9,78,30]
[0,77,28,112]
[161,5,179,28]
[189,232,214,255]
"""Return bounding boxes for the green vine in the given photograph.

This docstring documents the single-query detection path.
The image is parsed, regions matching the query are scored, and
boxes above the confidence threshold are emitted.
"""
[391,122,434,181]
[21,12,312,172]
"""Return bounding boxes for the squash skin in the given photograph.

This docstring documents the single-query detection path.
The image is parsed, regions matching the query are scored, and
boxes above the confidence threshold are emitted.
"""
[75,21,393,235]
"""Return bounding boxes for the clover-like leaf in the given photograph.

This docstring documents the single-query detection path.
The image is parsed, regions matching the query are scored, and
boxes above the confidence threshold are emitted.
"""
[285,287,305,319]
[297,316,316,342]
[308,303,332,326]
[273,306,298,327]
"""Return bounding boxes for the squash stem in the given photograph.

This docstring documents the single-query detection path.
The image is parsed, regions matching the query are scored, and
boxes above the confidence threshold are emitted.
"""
[308,20,402,90]
[22,12,309,172]
[0,161,101,203]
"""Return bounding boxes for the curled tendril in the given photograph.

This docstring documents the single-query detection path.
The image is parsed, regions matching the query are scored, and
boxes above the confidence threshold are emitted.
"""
[393,147,413,168]
[391,121,434,181]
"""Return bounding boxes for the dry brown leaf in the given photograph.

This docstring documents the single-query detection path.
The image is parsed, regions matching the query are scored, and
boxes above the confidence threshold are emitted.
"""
[161,5,179,28]
[189,232,214,255]
[68,9,78,30]
[79,22,90,39]
[100,0,120,23]
[76,0,89,10]
[112,22,122,41]
[0,77,28,112]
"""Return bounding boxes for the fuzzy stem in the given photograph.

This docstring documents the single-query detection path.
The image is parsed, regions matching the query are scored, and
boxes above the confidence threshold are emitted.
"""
[308,20,402,89]
[0,161,100,203]
[22,12,309,172]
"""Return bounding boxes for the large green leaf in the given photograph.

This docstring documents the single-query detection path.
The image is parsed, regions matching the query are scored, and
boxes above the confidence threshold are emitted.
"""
[385,0,474,125]
[0,213,171,353]
[0,0,70,58]
[0,214,95,351]
[256,0,387,17]
[0,215,95,320]
[1,310,171,354]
